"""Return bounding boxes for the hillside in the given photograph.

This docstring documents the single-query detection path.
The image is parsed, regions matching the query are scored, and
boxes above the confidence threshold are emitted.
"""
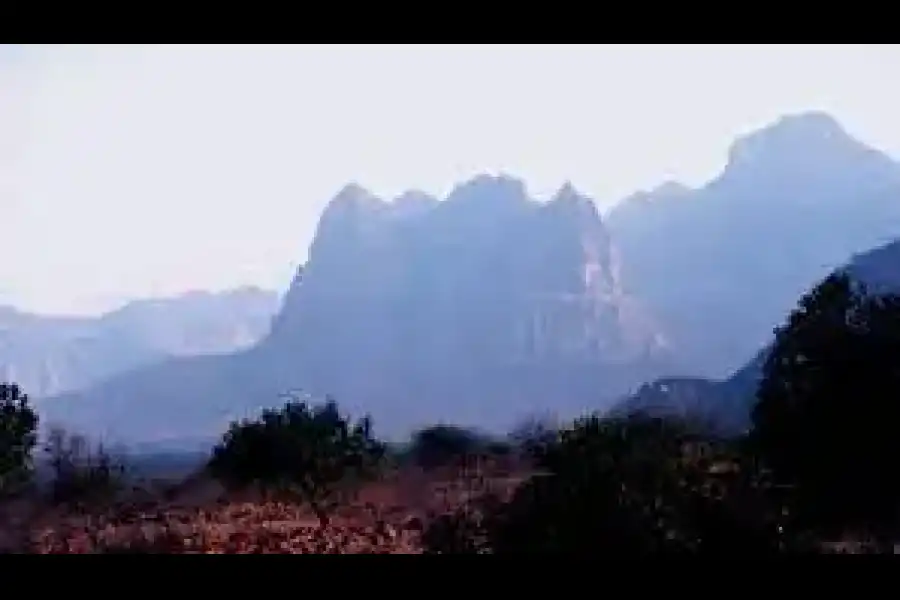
[606,111,900,378]
[1,287,279,399]
[615,237,900,431]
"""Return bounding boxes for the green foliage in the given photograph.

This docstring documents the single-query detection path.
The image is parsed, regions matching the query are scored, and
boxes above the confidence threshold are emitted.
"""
[407,425,486,470]
[423,414,792,554]
[208,397,385,522]
[420,270,900,554]
[0,383,38,495]
[489,415,694,554]
[751,272,900,541]
[44,427,126,506]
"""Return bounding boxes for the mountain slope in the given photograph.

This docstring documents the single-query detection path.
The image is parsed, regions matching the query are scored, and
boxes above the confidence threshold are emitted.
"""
[41,175,674,445]
[0,287,279,398]
[606,111,900,378]
[615,238,900,433]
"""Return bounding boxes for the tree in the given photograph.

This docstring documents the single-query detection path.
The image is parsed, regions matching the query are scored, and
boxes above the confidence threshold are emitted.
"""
[407,425,486,470]
[750,272,900,548]
[0,383,38,496]
[488,415,698,554]
[44,427,126,506]
[422,414,790,554]
[507,416,558,464]
[208,397,385,528]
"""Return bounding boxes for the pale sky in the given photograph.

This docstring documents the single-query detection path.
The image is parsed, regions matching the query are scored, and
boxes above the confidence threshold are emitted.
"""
[3,44,900,315]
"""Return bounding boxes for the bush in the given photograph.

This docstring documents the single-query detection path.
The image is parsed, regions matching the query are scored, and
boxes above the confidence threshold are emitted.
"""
[0,383,38,496]
[208,397,385,526]
[407,425,487,470]
[423,414,793,554]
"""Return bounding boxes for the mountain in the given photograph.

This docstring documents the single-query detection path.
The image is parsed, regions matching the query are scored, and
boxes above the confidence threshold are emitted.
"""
[606,111,900,378]
[1,287,279,399]
[37,111,900,446]
[39,175,674,446]
[615,237,900,433]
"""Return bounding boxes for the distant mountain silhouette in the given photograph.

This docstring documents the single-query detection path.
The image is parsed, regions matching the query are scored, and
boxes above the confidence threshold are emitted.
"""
[607,111,900,378]
[36,111,900,448]
[615,237,900,432]
[40,175,672,446]
[1,287,279,398]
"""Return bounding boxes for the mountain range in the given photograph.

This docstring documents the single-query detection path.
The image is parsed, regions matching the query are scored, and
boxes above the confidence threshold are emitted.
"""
[607,111,900,378]
[17,110,900,448]
[0,287,279,399]
[38,176,673,445]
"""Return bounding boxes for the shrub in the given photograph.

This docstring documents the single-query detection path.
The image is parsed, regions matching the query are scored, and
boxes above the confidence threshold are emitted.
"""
[208,397,385,527]
[423,414,792,554]
[407,425,486,471]
[0,383,38,496]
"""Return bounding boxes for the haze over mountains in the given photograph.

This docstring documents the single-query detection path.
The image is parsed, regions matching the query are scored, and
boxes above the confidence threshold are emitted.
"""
[19,111,900,448]
[616,236,900,432]
[39,175,674,445]
[1,288,279,398]
[607,111,900,377]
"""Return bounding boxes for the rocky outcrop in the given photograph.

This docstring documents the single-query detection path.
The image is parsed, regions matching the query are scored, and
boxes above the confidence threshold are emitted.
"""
[264,175,671,425]
[42,175,672,445]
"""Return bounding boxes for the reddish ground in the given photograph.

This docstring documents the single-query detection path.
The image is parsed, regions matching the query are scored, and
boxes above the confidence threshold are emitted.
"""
[1,466,528,554]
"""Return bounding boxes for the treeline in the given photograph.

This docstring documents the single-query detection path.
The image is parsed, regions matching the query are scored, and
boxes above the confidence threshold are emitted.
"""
[3,271,900,552]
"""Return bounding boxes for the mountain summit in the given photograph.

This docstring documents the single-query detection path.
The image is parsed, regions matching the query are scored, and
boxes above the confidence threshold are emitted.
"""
[721,111,897,187]
[607,111,900,377]
[37,111,900,448]
[43,175,671,445]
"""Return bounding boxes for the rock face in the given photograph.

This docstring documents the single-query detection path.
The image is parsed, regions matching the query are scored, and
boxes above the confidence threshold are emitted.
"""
[43,111,900,446]
[275,177,664,362]
[0,287,279,399]
[265,176,671,430]
[606,111,900,378]
[42,175,672,445]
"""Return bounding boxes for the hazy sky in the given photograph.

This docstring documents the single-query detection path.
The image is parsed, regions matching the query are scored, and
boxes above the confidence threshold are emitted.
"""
[3,44,900,315]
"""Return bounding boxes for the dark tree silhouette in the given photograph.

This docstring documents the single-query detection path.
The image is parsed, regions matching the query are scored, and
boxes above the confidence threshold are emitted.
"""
[488,415,698,554]
[44,427,126,506]
[507,416,558,464]
[208,397,385,528]
[407,425,485,470]
[423,414,789,554]
[751,272,900,548]
[0,383,38,496]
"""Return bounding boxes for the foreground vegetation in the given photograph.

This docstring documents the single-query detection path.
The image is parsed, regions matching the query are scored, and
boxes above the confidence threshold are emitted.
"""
[2,271,900,553]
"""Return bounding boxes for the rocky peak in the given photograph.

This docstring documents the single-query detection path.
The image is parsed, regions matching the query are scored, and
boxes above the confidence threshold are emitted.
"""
[548,181,597,215]
[541,181,610,248]
[269,174,667,370]
[445,174,530,210]
[319,182,385,221]
[306,183,389,263]
[391,189,438,218]
[723,111,893,182]
[332,181,379,204]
